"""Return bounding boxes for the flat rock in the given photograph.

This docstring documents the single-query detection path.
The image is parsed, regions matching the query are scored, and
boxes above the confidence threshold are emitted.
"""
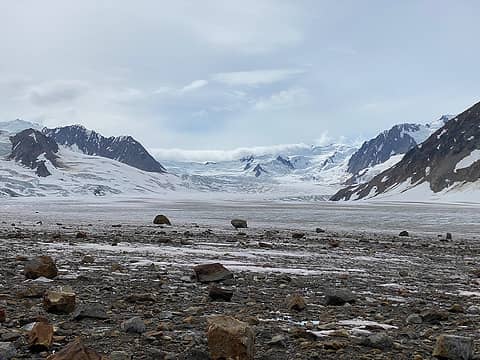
[73,303,109,320]
[231,219,248,229]
[324,289,356,306]
[193,263,233,283]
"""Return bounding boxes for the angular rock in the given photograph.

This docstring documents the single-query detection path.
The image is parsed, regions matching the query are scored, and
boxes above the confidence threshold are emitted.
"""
[292,232,305,239]
[209,286,234,302]
[193,263,233,283]
[287,294,306,312]
[316,228,326,233]
[0,342,17,360]
[24,256,58,279]
[153,215,171,225]
[43,290,76,314]
[72,303,109,320]
[231,219,247,229]
[46,338,107,360]
[28,321,54,351]
[399,231,409,237]
[207,316,255,360]
[432,334,473,360]
[325,289,356,306]
[121,317,146,334]
[406,313,422,324]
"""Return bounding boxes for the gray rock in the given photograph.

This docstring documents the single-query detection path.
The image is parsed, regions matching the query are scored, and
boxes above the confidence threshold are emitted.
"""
[399,231,409,237]
[231,219,247,229]
[0,342,17,360]
[324,289,356,306]
[361,332,394,350]
[193,263,233,283]
[432,334,473,360]
[466,305,480,314]
[72,303,109,320]
[153,215,171,225]
[406,313,422,324]
[121,317,146,334]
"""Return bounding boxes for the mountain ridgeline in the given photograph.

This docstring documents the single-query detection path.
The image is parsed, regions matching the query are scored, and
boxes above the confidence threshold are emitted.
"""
[332,102,480,200]
[43,125,166,173]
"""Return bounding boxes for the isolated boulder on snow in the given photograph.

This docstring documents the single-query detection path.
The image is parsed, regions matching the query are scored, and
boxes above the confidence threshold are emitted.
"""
[153,215,171,225]
[231,219,247,229]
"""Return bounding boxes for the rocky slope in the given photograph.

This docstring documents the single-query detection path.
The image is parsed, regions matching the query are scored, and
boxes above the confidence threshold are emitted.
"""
[331,102,480,200]
[43,125,166,173]
[8,129,59,177]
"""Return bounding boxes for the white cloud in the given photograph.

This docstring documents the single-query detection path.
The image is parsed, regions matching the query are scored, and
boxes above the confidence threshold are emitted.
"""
[180,79,208,93]
[27,80,89,106]
[254,88,311,110]
[212,69,304,86]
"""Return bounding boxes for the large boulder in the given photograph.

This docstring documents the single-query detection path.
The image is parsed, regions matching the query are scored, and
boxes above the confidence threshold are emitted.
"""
[193,263,233,283]
[43,290,76,314]
[231,219,247,229]
[24,256,58,279]
[46,338,107,360]
[325,289,356,306]
[433,334,473,360]
[28,321,54,351]
[153,215,171,225]
[209,286,234,302]
[207,316,255,360]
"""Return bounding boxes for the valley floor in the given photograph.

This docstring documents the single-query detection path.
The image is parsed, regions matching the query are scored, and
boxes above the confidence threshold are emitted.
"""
[1,199,480,359]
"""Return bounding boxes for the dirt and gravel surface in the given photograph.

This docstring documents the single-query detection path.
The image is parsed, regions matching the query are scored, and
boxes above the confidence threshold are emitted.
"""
[1,200,480,359]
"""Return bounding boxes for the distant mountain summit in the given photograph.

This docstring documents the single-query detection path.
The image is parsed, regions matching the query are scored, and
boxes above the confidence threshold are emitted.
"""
[331,103,480,200]
[43,125,166,173]
[8,129,59,177]
[347,116,452,177]
[0,119,42,133]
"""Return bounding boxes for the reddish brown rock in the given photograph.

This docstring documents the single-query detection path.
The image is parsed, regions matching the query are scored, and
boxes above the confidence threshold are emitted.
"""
[287,294,306,312]
[28,321,54,351]
[207,315,255,360]
[46,338,107,360]
[193,263,233,283]
[24,256,58,279]
[43,290,76,314]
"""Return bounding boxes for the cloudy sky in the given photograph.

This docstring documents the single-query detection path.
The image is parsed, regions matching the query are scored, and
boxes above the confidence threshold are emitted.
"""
[1,1,479,158]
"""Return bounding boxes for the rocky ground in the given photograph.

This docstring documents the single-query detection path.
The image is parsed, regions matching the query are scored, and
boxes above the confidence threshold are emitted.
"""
[1,216,480,359]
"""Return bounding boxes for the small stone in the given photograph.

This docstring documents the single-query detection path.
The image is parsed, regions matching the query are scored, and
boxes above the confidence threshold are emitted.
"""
[399,270,409,277]
[43,290,76,314]
[432,334,473,360]
[0,342,17,360]
[0,309,5,323]
[406,313,422,324]
[72,303,109,320]
[268,335,286,347]
[209,286,234,302]
[287,294,306,312]
[231,219,247,229]
[81,255,95,264]
[28,321,54,351]
[360,332,393,350]
[325,289,356,306]
[292,232,305,239]
[121,317,146,334]
[46,338,106,360]
[125,293,156,303]
[110,351,131,360]
[193,263,233,283]
[207,315,254,360]
[153,215,171,225]
[24,256,58,279]
[399,231,409,237]
[448,304,464,313]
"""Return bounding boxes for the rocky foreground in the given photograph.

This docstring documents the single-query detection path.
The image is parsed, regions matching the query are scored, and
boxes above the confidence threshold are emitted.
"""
[0,216,480,359]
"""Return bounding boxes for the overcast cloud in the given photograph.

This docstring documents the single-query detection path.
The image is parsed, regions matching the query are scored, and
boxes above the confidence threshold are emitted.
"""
[1,0,480,159]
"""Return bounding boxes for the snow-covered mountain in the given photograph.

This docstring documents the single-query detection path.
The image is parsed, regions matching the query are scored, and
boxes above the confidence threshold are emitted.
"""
[44,125,166,173]
[0,119,42,134]
[331,102,480,201]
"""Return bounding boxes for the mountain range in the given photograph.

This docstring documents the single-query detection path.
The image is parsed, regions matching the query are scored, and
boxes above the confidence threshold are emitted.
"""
[0,102,478,202]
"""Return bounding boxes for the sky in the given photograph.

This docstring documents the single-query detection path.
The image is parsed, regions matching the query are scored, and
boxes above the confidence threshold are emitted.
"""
[1,1,480,160]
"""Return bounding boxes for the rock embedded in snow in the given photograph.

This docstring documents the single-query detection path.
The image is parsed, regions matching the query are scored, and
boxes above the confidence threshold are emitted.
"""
[193,263,233,283]
[432,334,473,360]
[207,315,255,360]
[153,214,171,225]
[24,256,58,279]
[231,219,248,229]
[292,232,305,239]
[399,231,409,237]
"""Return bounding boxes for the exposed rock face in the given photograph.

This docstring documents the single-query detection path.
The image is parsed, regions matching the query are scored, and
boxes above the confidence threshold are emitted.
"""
[44,125,166,173]
[8,129,59,177]
[207,316,255,360]
[332,102,480,200]
[24,256,58,279]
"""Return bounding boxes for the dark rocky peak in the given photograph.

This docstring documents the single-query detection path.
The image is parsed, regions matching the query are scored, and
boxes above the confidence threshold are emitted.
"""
[332,101,480,201]
[43,125,166,173]
[253,164,267,177]
[241,155,255,170]
[9,129,59,177]
[276,155,294,169]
